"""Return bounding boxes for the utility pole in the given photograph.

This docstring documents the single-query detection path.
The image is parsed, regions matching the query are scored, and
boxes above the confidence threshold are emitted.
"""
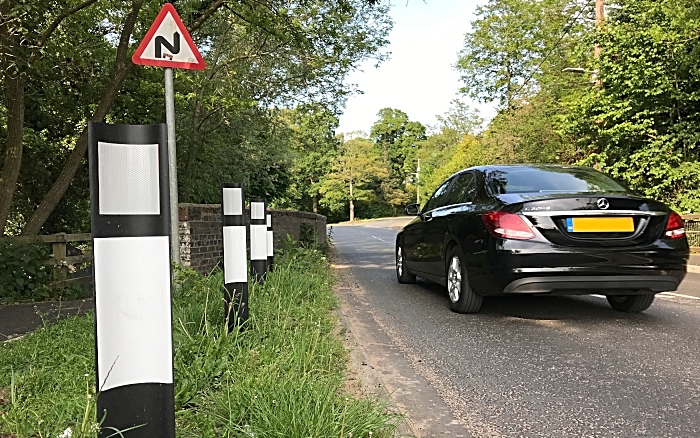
[416,158,420,204]
[594,0,605,59]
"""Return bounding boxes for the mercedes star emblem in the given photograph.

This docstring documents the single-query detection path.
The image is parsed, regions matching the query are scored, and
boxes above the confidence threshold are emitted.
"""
[597,198,610,210]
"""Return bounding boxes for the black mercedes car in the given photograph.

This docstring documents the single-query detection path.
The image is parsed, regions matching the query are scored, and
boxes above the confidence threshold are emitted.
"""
[396,164,689,314]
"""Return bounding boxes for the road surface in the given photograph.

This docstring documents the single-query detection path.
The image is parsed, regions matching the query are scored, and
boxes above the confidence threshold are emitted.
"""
[332,217,700,437]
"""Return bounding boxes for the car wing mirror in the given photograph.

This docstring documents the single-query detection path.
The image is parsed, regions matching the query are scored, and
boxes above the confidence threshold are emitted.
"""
[405,203,421,216]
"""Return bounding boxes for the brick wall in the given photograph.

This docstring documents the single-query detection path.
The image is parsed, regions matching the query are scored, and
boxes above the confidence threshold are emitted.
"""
[178,203,327,274]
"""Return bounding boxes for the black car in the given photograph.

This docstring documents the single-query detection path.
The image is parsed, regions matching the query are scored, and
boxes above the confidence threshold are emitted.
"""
[396,164,689,314]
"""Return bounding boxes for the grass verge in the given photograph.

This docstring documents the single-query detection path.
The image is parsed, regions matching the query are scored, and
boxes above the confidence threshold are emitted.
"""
[0,244,400,437]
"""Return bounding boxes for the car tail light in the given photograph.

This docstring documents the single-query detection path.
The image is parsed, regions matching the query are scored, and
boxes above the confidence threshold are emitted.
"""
[665,211,686,239]
[482,211,536,240]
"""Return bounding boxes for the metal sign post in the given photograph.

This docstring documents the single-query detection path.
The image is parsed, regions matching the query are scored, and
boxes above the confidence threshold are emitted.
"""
[132,3,205,264]
[164,68,179,263]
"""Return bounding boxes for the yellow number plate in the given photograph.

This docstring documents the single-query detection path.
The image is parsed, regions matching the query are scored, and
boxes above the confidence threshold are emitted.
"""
[566,217,634,233]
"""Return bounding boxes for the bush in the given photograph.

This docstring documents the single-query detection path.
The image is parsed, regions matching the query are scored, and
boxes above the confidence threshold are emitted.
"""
[0,241,52,303]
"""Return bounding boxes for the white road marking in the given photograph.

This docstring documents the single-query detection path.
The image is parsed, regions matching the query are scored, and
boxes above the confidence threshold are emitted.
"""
[361,231,390,243]
[587,293,699,301]
[659,292,700,300]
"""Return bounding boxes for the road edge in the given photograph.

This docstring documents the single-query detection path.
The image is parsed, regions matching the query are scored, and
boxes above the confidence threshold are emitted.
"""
[333,266,418,437]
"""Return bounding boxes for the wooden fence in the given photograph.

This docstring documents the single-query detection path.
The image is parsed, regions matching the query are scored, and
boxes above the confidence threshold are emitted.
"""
[1,213,699,290]
[1,233,92,287]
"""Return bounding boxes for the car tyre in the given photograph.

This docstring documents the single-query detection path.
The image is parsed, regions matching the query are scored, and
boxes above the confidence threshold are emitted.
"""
[446,246,482,314]
[606,293,655,313]
[396,241,416,284]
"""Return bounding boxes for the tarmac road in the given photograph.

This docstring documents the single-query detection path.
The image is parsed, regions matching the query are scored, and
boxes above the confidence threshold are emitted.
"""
[332,217,700,437]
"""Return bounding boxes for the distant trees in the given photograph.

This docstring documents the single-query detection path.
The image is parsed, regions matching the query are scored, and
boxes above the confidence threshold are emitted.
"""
[562,0,700,213]
[313,0,699,219]
[0,0,392,235]
[416,0,699,214]
[370,108,426,212]
[6,0,698,232]
[319,136,387,222]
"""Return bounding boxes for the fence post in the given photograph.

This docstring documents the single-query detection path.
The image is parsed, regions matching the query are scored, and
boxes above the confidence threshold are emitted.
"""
[52,233,68,284]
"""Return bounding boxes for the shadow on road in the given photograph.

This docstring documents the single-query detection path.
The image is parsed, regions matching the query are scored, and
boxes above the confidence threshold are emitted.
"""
[407,278,662,324]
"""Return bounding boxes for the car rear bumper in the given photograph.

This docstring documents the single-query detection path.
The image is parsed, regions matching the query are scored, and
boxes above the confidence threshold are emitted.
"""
[503,275,680,294]
[468,246,688,296]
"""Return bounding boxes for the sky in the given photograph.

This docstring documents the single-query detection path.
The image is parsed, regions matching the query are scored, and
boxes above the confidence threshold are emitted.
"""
[336,0,496,136]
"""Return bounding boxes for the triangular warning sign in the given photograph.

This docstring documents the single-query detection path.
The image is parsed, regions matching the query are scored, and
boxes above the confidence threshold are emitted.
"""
[132,3,205,70]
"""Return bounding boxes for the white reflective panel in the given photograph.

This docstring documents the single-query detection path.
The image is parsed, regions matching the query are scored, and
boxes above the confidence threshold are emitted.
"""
[223,226,247,283]
[251,202,265,220]
[222,188,243,216]
[98,142,160,215]
[266,214,272,227]
[94,236,172,391]
[250,225,267,259]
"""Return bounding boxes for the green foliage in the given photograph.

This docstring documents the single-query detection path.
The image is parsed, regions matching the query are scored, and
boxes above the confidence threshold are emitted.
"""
[562,0,700,213]
[278,104,341,215]
[416,101,487,204]
[420,136,488,202]
[457,0,584,109]
[0,247,400,437]
[319,136,388,219]
[2,0,393,234]
[0,241,52,303]
[370,108,426,186]
[481,95,569,165]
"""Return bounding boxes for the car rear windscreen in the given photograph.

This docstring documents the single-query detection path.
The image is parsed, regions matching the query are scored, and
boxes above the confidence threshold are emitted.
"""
[487,167,629,195]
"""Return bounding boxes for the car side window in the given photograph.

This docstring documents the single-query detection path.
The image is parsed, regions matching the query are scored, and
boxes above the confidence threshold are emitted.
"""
[423,178,453,212]
[445,173,476,206]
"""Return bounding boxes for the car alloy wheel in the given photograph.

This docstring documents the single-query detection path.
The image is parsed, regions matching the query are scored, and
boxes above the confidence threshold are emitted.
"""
[446,246,483,314]
[396,243,416,284]
[447,255,462,303]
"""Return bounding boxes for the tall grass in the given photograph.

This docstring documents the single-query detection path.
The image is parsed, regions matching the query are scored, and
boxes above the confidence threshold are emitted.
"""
[0,245,400,437]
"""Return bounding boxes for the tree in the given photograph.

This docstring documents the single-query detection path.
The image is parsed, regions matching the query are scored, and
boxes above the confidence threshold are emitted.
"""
[369,108,426,212]
[562,0,700,213]
[456,0,587,110]
[280,104,340,214]
[0,0,102,235]
[319,136,387,221]
[1,0,392,235]
[416,101,483,204]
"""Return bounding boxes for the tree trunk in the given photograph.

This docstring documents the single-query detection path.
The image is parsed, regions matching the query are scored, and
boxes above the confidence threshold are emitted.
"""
[0,70,25,235]
[21,0,144,235]
[312,194,318,213]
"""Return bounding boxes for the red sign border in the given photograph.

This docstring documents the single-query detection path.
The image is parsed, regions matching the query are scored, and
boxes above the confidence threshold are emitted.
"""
[132,3,205,70]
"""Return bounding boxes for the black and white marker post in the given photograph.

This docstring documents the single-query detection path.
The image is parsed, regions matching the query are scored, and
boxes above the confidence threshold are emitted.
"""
[266,213,274,272]
[221,183,249,330]
[89,122,175,438]
[250,198,268,282]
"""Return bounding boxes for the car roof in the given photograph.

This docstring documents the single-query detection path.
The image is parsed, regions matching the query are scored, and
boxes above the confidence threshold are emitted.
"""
[446,164,595,181]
